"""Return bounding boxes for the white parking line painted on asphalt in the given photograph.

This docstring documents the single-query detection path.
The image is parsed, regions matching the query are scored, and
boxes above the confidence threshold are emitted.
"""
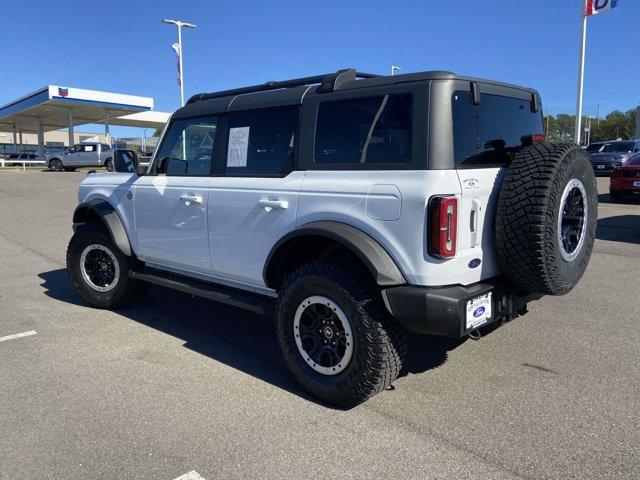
[174,471,205,480]
[0,330,37,343]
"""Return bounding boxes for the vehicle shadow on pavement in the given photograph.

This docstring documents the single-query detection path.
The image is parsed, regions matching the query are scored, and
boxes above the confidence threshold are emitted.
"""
[596,215,640,245]
[597,192,640,205]
[38,268,463,408]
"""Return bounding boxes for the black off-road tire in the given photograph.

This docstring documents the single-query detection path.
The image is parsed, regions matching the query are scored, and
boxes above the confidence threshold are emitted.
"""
[67,224,149,309]
[496,142,598,295]
[276,260,406,408]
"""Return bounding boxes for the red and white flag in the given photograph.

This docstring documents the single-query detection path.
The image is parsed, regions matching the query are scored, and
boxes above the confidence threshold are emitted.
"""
[584,0,619,16]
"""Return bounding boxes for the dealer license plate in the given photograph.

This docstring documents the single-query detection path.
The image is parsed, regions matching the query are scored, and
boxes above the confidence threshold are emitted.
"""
[634,180,640,187]
[466,292,492,330]
[597,165,605,169]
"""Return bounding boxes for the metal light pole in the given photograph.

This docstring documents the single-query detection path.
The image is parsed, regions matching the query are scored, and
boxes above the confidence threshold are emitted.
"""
[574,14,588,145]
[162,18,197,107]
[390,65,402,76]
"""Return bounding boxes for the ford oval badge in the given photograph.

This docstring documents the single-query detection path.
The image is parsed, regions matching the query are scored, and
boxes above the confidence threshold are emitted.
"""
[468,258,481,269]
[473,306,486,318]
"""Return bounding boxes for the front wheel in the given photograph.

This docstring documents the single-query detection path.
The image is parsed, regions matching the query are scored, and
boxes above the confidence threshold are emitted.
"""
[67,224,149,309]
[276,260,406,408]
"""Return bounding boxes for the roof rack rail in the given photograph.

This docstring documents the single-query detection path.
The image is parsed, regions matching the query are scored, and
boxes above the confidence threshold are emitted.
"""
[186,68,379,104]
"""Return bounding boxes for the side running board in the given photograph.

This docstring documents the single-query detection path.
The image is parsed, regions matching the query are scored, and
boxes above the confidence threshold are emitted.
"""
[129,268,274,316]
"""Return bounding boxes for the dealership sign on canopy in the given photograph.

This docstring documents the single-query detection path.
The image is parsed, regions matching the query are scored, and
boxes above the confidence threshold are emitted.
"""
[584,0,619,16]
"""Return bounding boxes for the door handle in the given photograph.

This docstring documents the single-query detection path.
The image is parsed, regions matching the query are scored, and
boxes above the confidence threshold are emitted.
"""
[470,199,480,248]
[180,193,203,205]
[259,198,288,211]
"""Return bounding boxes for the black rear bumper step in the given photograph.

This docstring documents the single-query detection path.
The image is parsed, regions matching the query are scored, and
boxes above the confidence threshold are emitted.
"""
[129,268,274,316]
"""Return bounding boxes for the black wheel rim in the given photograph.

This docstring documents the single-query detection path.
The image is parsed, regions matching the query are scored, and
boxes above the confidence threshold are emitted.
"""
[80,244,120,292]
[294,296,353,375]
[559,179,588,261]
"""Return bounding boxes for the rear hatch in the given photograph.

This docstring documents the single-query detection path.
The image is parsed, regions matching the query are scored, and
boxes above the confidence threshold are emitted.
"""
[451,91,544,281]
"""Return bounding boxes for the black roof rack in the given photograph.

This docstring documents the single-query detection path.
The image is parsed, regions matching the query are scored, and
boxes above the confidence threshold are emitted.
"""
[186,68,379,104]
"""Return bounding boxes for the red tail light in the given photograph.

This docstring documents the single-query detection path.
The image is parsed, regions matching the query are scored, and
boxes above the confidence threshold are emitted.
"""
[532,134,546,143]
[429,196,457,259]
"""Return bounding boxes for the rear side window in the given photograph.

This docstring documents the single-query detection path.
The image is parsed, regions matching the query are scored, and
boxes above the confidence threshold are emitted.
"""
[225,106,298,175]
[452,91,543,166]
[315,93,412,165]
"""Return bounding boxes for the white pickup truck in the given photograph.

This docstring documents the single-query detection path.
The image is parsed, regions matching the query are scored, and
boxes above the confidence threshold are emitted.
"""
[46,142,113,172]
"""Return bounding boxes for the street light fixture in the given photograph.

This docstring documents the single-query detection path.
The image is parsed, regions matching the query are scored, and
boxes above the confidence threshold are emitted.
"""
[162,18,197,107]
[390,65,402,76]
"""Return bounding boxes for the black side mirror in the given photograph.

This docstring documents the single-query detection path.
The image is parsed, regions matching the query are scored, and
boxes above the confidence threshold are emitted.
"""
[113,149,139,173]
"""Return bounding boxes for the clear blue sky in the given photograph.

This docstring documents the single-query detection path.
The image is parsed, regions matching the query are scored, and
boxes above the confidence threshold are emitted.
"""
[2,0,638,137]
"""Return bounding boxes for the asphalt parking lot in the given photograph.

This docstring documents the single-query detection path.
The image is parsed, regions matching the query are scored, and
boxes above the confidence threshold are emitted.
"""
[1,170,638,480]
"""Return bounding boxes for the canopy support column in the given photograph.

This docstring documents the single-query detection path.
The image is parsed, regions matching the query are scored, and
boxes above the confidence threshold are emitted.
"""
[37,119,45,158]
[12,125,17,153]
[104,109,110,143]
[68,109,75,147]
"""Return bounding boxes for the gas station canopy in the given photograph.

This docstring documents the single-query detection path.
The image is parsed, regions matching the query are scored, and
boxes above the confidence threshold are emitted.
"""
[0,85,170,153]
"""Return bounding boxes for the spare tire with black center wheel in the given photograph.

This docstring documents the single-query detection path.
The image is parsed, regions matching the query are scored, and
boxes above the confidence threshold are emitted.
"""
[496,142,597,295]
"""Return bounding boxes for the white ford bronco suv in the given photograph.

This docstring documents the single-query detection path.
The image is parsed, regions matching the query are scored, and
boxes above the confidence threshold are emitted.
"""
[67,69,597,407]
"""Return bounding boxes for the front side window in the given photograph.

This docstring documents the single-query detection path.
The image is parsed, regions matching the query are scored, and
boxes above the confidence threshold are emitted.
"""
[315,93,413,164]
[155,116,217,176]
[225,106,298,175]
[452,91,543,166]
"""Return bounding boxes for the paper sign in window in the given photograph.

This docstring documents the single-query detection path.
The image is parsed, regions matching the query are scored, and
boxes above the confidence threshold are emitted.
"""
[227,126,250,167]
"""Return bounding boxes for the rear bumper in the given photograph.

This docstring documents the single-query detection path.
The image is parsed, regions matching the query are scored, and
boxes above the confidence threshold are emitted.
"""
[382,281,541,338]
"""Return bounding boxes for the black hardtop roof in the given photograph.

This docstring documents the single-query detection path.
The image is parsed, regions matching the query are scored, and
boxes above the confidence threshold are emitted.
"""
[174,68,539,118]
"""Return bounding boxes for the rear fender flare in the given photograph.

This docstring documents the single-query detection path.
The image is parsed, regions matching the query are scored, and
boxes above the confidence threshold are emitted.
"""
[264,221,406,288]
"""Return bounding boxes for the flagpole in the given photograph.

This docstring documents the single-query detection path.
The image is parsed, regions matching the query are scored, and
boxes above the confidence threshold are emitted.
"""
[574,13,588,145]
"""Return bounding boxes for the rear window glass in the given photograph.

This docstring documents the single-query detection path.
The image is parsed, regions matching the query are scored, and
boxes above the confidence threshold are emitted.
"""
[315,93,412,165]
[452,91,543,166]
[602,142,634,153]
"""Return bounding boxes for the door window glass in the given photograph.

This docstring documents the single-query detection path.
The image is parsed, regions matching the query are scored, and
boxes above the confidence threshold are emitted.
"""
[314,94,413,164]
[155,116,217,176]
[225,106,298,175]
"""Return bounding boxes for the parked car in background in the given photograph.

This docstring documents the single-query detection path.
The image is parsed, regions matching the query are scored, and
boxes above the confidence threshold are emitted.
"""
[589,140,640,175]
[45,143,113,172]
[610,154,640,202]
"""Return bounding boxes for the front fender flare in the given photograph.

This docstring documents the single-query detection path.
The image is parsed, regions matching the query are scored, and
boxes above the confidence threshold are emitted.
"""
[264,221,406,288]
[73,199,132,257]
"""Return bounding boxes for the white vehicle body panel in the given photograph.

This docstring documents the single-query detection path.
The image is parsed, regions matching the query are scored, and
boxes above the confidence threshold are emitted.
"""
[297,169,500,287]
[209,172,305,286]
[133,175,213,273]
[77,165,505,290]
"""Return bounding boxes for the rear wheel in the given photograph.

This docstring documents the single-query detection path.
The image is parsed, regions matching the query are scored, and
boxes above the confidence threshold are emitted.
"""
[67,224,149,308]
[105,158,114,172]
[276,260,406,408]
[49,159,63,172]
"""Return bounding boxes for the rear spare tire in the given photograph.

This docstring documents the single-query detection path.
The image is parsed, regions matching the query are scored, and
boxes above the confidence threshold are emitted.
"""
[496,142,597,295]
